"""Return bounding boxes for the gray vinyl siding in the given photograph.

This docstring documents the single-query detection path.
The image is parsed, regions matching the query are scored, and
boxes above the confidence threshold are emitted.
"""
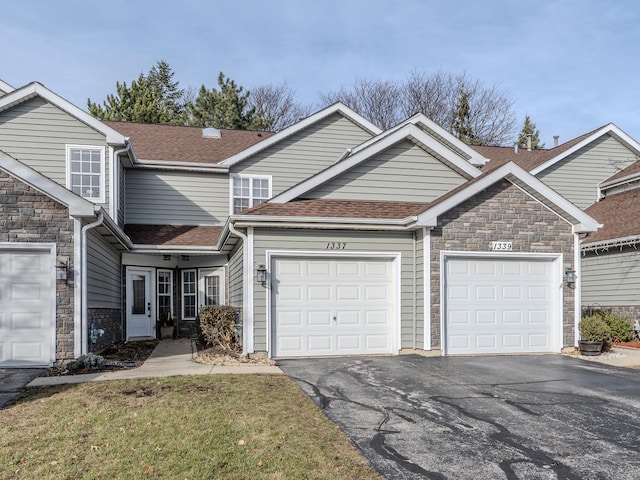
[86,229,121,308]
[582,250,640,306]
[117,159,125,226]
[306,141,466,201]
[538,135,637,209]
[125,169,228,225]
[228,245,243,308]
[0,97,112,212]
[232,114,374,196]
[252,228,418,352]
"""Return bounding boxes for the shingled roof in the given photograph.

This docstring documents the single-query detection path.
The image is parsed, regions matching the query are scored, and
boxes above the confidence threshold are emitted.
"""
[601,158,640,186]
[583,188,640,245]
[240,199,431,219]
[105,121,273,164]
[124,224,223,247]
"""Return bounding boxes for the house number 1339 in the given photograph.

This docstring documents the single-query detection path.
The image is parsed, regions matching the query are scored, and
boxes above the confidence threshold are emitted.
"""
[326,242,347,250]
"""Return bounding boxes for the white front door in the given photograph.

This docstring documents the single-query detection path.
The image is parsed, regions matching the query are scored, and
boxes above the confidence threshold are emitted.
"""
[126,268,154,338]
[198,268,225,308]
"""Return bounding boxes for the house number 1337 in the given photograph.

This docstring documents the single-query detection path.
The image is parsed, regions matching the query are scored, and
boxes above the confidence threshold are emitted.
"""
[326,242,347,250]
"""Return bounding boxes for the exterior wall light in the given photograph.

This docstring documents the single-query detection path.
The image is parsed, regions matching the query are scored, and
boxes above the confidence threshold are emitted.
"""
[256,264,267,286]
[56,260,69,282]
[565,267,577,288]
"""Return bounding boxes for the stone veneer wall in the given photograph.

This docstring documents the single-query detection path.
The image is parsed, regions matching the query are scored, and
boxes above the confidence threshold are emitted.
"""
[0,172,75,362]
[430,181,576,349]
[88,308,122,351]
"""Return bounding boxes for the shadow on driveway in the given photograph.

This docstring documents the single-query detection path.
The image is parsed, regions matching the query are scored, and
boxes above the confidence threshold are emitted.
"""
[280,355,640,480]
[0,368,47,409]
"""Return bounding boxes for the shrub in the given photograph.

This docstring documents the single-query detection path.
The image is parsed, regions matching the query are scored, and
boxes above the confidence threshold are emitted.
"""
[66,353,105,372]
[579,314,611,342]
[602,310,634,342]
[198,305,241,353]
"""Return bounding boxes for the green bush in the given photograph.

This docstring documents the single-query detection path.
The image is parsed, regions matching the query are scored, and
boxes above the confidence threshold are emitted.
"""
[66,353,105,372]
[197,305,241,353]
[579,314,611,342]
[602,310,634,342]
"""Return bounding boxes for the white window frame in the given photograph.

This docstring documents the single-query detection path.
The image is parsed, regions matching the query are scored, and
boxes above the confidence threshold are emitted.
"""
[199,267,226,307]
[229,173,272,214]
[66,144,106,203]
[181,269,197,320]
[157,269,174,322]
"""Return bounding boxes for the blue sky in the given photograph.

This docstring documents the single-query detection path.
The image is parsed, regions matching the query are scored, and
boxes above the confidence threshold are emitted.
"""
[1,0,638,145]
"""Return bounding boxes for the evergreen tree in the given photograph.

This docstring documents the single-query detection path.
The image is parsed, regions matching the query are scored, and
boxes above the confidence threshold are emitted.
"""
[187,72,272,130]
[450,86,479,145]
[517,114,545,149]
[88,60,186,124]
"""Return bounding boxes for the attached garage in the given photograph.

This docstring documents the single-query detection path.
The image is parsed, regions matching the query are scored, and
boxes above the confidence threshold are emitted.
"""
[443,255,561,355]
[0,246,55,366]
[271,255,398,357]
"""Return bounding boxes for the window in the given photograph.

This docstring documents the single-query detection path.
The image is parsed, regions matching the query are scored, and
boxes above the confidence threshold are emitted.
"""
[230,175,271,214]
[199,268,225,306]
[182,270,197,319]
[157,270,173,322]
[66,145,105,202]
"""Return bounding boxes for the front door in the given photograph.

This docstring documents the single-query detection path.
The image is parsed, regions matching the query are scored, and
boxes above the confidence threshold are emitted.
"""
[126,268,154,338]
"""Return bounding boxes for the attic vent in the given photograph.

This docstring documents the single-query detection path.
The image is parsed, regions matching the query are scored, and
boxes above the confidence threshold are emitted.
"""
[202,127,221,138]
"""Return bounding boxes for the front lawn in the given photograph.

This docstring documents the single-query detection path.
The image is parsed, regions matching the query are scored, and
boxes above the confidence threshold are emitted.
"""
[0,375,381,480]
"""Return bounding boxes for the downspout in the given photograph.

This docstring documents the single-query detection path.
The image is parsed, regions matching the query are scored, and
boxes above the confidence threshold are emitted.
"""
[81,212,104,355]
[111,142,131,224]
[412,230,417,350]
[228,223,249,356]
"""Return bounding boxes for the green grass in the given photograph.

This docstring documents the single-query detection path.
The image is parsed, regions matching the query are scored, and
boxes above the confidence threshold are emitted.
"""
[0,375,381,480]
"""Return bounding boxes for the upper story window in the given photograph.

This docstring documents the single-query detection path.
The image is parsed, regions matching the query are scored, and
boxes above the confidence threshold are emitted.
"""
[230,174,271,214]
[66,145,105,203]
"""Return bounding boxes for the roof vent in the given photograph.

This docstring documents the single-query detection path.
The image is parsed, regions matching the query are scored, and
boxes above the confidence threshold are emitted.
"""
[553,135,559,147]
[202,127,221,138]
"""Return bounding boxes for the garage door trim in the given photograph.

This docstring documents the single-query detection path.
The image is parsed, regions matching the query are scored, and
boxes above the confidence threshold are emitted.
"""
[0,242,57,366]
[266,250,402,358]
[440,251,563,355]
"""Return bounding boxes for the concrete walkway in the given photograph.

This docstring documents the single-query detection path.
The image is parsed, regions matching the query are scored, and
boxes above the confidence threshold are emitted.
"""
[27,339,283,387]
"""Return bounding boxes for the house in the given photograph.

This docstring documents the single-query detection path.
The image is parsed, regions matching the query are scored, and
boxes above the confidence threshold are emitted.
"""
[0,78,603,366]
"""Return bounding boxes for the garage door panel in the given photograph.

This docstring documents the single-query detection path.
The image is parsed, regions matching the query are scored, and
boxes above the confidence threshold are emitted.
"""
[308,261,331,276]
[11,254,48,273]
[272,257,395,357]
[445,257,557,355]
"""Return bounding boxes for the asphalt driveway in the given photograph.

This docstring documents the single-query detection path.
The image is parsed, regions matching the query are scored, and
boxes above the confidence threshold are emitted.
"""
[0,368,47,409]
[279,355,640,480]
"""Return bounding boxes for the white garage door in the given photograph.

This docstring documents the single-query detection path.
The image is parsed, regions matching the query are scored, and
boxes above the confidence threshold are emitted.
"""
[444,257,558,355]
[0,249,53,366]
[272,257,396,357]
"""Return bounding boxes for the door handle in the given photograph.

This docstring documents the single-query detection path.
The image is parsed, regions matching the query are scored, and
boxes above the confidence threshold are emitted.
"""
[147,302,151,317]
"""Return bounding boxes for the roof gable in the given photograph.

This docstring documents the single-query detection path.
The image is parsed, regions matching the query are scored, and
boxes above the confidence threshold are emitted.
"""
[0,82,126,145]
[271,123,482,204]
[0,79,15,94]
[219,103,382,168]
[416,162,600,233]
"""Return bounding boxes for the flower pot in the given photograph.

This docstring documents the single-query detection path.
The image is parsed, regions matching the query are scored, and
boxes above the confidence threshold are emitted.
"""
[160,325,174,339]
[579,340,603,356]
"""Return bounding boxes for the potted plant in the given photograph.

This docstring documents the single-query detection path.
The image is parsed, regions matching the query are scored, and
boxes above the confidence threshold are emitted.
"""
[578,314,611,356]
[159,312,175,339]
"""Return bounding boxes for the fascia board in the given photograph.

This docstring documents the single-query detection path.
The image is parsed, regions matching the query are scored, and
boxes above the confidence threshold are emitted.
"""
[219,103,382,168]
[0,83,127,145]
[231,214,417,228]
[132,158,229,173]
[271,124,482,204]
[417,162,600,232]
[97,207,133,250]
[0,79,15,93]
[599,172,640,190]
[130,245,221,253]
[0,150,95,216]
[529,124,639,175]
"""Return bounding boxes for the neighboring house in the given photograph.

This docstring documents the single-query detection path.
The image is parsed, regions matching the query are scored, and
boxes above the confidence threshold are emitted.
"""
[580,161,640,320]
[0,78,603,366]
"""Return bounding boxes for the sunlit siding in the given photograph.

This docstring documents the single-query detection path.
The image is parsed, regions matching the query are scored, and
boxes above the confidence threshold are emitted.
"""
[233,114,374,196]
[306,140,466,201]
[0,97,112,213]
[582,250,640,306]
[538,135,637,209]
[252,228,418,352]
[125,169,228,225]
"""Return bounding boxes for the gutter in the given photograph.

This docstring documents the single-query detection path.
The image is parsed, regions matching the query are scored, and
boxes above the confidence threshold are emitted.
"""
[132,158,230,173]
[581,235,640,253]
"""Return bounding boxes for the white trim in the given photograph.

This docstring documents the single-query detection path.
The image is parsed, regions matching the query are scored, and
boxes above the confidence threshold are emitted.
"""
[423,228,431,350]
[220,102,382,168]
[66,144,106,204]
[198,267,226,307]
[439,251,563,355]
[0,151,95,216]
[0,79,15,93]
[573,233,582,347]
[181,269,198,320]
[265,250,402,358]
[73,219,82,358]
[531,123,640,175]
[271,123,482,204]
[156,269,174,321]
[108,146,116,220]
[0,242,57,366]
[0,82,127,145]
[416,162,601,233]
[247,227,255,353]
[229,173,272,215]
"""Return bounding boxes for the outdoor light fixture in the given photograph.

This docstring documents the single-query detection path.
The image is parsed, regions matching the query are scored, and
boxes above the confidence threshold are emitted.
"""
[565,267,577,288]
[56,260,68,282]
[163,254,171,261]
[181,255,190,261]
[256,264,267,286]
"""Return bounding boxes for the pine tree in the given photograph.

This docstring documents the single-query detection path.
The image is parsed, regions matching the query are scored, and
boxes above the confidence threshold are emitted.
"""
[450,86,479,145]
[187,72,272,130]
[517,114,544,149]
